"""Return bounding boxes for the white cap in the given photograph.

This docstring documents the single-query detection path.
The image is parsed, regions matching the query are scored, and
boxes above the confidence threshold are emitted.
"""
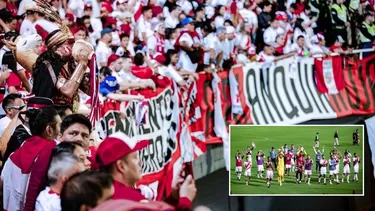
[226,26,236,34]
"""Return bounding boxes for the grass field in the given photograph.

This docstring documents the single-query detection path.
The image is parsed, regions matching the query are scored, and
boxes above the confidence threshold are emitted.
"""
[229,125,364,195]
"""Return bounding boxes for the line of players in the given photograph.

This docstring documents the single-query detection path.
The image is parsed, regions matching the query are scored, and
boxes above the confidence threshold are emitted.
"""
[235,143,361,188]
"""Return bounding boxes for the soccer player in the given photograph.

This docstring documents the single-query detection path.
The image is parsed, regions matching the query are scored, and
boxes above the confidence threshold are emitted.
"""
[334,130,339,146]
[342,154,350,183]
[353,129,360,146]
[285,150,293,176]
[352,153,360,182]
[235,151,244,180]
[304,154,313,185]
[244,155,252,185]
[266,156,274,188]
[269,147,277,169]
[313,146,324,174]
[295,156,304,184]
[334,152,342,183]
[256,151,265,178]
[315,132,320,148]
[319,155,328,185]
[328,154,338,185]
[290,144,296,172]
[277,152,285,186]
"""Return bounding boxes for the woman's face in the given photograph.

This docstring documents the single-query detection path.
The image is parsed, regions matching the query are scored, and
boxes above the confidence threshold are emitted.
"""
[276,35,285,45]
[171,53,178,64]
[74,30,86,41]
[219,6,225,15]
[83,18,91,30]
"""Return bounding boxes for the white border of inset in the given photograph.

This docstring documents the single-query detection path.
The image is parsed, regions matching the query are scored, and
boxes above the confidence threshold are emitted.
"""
[228,124,365,197]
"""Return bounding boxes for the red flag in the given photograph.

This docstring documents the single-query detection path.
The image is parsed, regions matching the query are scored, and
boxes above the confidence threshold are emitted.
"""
[314,56,345,94]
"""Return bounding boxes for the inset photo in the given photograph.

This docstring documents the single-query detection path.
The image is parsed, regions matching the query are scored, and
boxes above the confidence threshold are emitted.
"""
[229,125,364,196]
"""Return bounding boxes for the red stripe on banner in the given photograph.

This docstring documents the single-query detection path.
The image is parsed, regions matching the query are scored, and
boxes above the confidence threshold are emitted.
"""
[231,66,253,124]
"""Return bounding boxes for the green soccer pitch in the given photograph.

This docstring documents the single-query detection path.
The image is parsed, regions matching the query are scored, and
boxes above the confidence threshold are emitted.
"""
[229,125,364,195]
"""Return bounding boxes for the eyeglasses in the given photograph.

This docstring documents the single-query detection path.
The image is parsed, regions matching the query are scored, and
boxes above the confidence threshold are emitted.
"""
[6,104,26,110]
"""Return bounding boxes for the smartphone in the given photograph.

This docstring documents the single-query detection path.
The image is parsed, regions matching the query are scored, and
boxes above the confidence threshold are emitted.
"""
[182,162,194,179]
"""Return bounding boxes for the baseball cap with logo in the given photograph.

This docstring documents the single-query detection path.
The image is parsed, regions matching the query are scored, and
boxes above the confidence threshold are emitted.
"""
[96,132,149,167]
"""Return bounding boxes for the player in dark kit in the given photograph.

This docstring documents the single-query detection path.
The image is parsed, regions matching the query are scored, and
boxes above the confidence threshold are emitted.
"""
[353,129,360,146]
[334,130,339,146]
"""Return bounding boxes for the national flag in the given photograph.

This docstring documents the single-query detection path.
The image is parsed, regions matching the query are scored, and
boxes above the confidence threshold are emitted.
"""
[314,56,345,94]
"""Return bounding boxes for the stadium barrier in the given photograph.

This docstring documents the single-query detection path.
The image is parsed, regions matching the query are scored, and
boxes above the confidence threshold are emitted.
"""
[96,52,375,198]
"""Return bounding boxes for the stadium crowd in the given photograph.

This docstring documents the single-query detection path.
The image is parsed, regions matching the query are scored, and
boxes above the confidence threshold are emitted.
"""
[0,0,372,210]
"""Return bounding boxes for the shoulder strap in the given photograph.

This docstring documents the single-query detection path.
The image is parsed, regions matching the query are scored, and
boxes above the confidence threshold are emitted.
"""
[42,61,57,85]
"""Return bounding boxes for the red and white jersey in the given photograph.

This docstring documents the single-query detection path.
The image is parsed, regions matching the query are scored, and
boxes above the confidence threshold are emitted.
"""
[343,158,350,167]
[236,156,243,167]
[353,157,360,167]
[35,186,61,211]
[263,27,278,48]
[256,51,275,63]
[147,33,165,59]
[244,161,252,170]
[320,159,327,167]
[285,153,292,165]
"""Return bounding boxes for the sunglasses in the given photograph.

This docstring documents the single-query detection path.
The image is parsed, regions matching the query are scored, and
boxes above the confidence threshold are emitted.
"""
[6,104,26,110]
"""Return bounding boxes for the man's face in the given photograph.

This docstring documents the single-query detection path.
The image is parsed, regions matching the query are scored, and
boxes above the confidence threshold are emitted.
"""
[171,54,178,64]
[297,37,305,47]
[74,145,91,170]
[271,21,279,29]
[218,32,226,40]
[113,58,123,72]
[0,0,6,9]
[122,58,132,71]
[121,36,129,48]
[104,33,112,43]
[74,30,86,41]
[59,123,90,150]
[197,10,205,19]
[51,115,62,139]
[6,98,24,118]
[123,152,143,184]
[51,0,60,7]
[264,5,272,12]
[145,10,152,19]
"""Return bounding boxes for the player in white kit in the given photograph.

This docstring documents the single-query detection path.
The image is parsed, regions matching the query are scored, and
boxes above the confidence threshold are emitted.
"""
[319,155,327,185]
[342,154,351,183]
[352,153,360,183]
[244,155,252,185]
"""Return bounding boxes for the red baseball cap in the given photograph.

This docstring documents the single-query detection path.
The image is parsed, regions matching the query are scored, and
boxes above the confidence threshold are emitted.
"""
[96,132,149,167]
[71,26,86,35]
[107,54,120,66]
[84,4,93,10]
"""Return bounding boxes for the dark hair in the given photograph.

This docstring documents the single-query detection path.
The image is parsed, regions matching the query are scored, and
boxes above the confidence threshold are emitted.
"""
[169,5,180,13]
[51,104,73,120]
[119,33,129,40]
[2,93,22,111]
[52,141,84,157]
[142,6,152,13]
[61,171,114,211]
[31,106,59,136]
[224,20,233,26]
[290,3,297,9]
[261,1,271,9]
[297,35,305,40]
[4,31,19,42]
[100,66,111,77]
[133,53,144,66]
[165,28,176,40]
[294,18,305,32]
[121,54,132,60]
[164,49,178,65]
[304,5,311,11]
[32,50,64,80]
[60,114,92,134]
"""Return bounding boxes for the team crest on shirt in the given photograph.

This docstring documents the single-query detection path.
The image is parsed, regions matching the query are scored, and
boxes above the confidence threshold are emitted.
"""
[324,72,333,83]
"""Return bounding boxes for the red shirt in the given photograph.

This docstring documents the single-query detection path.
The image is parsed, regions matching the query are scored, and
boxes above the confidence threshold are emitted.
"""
[295,3,305,15]
[6,2,17,16]
[7,72,23,91]
[235,156,243,167]
[112,180,148,202]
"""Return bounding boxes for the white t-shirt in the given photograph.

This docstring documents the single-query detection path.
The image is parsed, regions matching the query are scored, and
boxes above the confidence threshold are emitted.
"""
[258,51,275,63]
[239,9,258,27]
[177,0,193,14]
[165,15,179,29]
[136,16,153,42]
[263,27,278,47]
[203,33,222,65]
[20,19,37,36]
[158,65,184,83]
[177,32,198,72]
[35,187,61,211]
[0,116,12,137]
[95,41,112,69]
[68,0,84,18]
